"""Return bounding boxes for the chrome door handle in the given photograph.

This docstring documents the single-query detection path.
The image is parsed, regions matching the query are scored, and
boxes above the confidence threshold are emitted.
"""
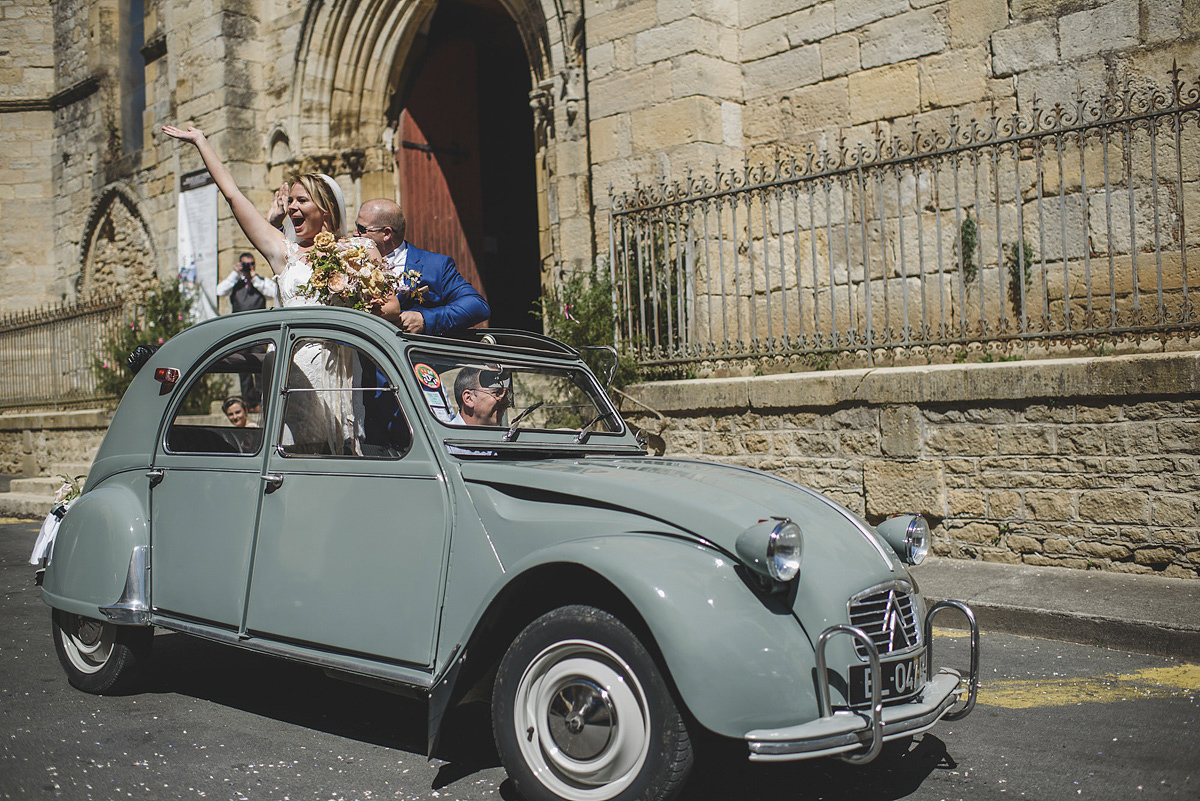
[146,468,164,488]
[261,473,284,492]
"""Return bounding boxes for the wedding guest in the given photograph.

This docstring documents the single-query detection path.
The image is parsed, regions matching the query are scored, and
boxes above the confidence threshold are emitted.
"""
[354,199,490,335]
[216,252,277,312]
[450,367,511,426]
[222,397,257,428]
[216,252,276,407]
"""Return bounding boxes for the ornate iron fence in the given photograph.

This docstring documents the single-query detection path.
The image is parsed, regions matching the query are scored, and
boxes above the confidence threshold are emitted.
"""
[0,294,125,410]
[609,67,1199,367]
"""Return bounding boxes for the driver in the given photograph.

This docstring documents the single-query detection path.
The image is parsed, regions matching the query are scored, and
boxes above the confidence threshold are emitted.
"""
[450,366,511,426]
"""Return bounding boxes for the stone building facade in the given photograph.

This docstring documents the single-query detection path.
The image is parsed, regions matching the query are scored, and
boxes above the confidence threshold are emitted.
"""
[0,0,1196,317]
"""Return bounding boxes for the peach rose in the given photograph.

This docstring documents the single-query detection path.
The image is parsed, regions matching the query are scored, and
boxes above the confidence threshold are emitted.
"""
[327,271,350,293]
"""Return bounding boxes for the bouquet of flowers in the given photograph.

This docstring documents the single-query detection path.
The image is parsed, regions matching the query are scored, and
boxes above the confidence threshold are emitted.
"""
[299,232,427,310]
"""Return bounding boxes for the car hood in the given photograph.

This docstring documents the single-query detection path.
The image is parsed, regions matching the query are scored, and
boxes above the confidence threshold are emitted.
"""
[459,456,908,640]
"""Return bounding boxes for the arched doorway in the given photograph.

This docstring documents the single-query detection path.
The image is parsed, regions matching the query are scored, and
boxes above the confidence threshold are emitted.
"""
[394,0,542,331]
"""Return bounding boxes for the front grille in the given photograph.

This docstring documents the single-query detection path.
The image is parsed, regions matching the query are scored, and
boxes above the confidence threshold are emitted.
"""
[847,585,920,659]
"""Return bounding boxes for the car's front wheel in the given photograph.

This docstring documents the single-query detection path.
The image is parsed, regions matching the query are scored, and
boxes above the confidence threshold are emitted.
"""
[52,609,151,694]
[492,605,693,801]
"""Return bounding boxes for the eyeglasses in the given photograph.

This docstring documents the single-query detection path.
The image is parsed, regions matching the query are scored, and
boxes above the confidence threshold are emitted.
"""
[355,223,388,234]
[239,262,255,268]
[471,385,507,398]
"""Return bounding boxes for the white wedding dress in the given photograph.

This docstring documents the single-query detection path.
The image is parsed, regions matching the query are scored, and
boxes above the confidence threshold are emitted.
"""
[274,240,364,454]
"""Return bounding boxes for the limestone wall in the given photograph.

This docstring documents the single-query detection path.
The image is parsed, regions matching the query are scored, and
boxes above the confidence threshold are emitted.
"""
[0,409,112,476]
[623,351,1200,578]
[0,1,58,311]
[590,0,1200,206]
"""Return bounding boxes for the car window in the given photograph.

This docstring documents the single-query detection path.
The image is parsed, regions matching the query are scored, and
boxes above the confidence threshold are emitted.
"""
[164,340,274,455]
[408,351,621,434]
[277,337,411,458]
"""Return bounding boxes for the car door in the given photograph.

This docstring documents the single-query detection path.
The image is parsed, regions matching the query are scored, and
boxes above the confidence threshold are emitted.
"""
[242,329,451,667]
[150,335,278,629]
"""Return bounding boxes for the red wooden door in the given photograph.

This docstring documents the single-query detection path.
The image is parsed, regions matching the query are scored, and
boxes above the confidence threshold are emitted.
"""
[396,38,486,298]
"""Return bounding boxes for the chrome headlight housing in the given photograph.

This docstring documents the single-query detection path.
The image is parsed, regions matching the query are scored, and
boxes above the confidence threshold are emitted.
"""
[876,514,931,565]
[736,518,803,582]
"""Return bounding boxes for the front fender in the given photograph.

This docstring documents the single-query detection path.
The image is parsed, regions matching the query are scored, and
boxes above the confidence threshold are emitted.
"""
[40,475,149,621]
[511,534,821,738]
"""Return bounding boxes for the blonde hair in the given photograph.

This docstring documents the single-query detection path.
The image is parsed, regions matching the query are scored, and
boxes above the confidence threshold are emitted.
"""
[291,173,346,237]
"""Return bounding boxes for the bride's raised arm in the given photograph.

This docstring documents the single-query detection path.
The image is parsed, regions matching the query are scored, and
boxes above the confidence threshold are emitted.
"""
[161,125,288,275]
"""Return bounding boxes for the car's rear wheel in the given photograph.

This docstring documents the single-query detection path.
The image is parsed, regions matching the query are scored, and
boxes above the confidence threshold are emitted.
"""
[52,609,151,694]
[492,605,692,801]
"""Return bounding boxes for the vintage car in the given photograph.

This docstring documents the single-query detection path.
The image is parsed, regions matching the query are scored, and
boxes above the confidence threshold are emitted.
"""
[40,306,978,801]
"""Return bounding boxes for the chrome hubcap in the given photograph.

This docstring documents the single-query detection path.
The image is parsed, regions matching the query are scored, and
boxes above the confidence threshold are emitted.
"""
[547,678,615,760]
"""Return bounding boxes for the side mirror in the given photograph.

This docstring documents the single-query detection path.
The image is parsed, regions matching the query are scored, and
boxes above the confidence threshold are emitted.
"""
[578,345,618,388]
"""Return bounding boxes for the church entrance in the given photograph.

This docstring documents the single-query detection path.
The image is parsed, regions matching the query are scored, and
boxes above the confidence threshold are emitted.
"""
[395,0,542,332]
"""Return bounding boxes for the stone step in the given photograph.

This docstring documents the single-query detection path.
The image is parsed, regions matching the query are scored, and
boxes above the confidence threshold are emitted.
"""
[0,491,54,520]
[9,476,69,497]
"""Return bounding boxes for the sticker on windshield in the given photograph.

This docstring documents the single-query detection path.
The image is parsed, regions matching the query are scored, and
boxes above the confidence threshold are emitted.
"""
[414,363,441,389]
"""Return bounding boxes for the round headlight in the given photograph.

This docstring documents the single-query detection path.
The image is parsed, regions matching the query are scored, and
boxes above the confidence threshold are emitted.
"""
[876,514,931,565]
[736,518,804,583]
[767,521,803,581]
[906,516,930,565]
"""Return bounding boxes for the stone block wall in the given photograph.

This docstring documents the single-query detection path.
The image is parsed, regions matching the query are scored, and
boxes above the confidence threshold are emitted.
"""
[592,0,1200,207]
[0,1,58,312]
[0,410,112,476]
[624,351,1200,578]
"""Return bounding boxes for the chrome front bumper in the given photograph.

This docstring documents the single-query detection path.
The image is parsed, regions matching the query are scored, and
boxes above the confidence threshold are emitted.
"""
[745,599,979,763]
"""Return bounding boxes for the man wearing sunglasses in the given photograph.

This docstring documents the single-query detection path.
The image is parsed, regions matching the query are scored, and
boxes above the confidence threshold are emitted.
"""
[354,198,490,335]
[450,367,512,426]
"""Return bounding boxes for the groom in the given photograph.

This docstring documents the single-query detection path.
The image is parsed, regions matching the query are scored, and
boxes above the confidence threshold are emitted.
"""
[354,198,490,334]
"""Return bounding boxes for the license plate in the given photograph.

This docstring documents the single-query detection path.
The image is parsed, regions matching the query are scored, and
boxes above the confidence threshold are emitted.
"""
[848,652,924,706]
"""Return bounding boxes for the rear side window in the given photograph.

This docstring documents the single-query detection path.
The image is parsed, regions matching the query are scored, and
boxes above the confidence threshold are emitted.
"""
[164,340,274,455]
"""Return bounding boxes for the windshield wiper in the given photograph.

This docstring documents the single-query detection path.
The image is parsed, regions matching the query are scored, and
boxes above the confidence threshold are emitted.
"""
[574,411,617,444]
[503,401,545,442]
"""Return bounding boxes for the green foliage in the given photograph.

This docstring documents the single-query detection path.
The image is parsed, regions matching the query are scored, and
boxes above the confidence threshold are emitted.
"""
[1005,237,1036,319]
[92,280,214,408]
[536,267,640,392]
[958,215,979,284]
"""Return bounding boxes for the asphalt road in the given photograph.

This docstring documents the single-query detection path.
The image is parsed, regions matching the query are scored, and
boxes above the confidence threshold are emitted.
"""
[1,519,1196,800]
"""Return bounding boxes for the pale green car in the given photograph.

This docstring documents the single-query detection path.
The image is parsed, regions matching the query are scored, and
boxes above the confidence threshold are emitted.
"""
[40,306,978,801]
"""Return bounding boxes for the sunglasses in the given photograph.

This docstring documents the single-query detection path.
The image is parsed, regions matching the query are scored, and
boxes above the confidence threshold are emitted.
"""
[355,223,388,234]
[471,385,508,398]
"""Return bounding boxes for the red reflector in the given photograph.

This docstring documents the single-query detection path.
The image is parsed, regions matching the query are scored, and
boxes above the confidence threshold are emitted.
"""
[154,367,180,385]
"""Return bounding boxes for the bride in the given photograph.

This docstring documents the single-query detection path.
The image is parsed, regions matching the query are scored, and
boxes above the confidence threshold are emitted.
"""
[162,125,379,454]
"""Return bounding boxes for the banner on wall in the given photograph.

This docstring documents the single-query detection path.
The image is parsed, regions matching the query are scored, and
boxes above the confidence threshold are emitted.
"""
[177,169,219,322]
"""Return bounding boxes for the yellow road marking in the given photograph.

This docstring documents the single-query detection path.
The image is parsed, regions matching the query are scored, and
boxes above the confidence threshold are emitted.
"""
[0,517,38,524]
[978,665,1200,708]
[932,627,971,638]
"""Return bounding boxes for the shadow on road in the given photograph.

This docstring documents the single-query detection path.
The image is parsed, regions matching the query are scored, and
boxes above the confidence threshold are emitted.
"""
[143,630,500,772]
[142,630,952,801]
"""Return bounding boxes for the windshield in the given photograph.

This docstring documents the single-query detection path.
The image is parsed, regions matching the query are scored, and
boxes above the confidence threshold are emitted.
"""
[408,351,622,435]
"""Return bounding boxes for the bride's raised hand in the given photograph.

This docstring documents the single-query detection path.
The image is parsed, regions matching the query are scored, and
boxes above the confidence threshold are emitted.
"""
[161,125,205,145]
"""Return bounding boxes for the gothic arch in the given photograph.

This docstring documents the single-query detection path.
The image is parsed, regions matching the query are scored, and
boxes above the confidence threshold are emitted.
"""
[290,0,559,157]
[78,185,158,300]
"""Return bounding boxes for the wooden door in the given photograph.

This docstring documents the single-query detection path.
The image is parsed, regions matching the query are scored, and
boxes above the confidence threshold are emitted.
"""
[397,38,486,297]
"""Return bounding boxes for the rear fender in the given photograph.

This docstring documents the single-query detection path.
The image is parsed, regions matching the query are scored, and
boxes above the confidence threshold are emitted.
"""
[40,476,149,622]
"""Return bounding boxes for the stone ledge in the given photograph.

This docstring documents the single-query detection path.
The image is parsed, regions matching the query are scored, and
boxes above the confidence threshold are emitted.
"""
[0,409,113,431]
[626,352,1200,414]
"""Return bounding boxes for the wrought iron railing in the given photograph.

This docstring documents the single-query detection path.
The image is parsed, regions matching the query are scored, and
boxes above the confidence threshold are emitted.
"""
[0,294,125,410]
[609,67,1199,367]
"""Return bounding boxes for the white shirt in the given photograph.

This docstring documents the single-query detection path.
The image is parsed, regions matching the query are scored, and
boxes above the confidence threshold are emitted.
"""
[383,242,409,273]
[215,270,279,298]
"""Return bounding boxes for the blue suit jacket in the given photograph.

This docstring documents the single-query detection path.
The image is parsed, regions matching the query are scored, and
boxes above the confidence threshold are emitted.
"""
[398,244,490,335]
